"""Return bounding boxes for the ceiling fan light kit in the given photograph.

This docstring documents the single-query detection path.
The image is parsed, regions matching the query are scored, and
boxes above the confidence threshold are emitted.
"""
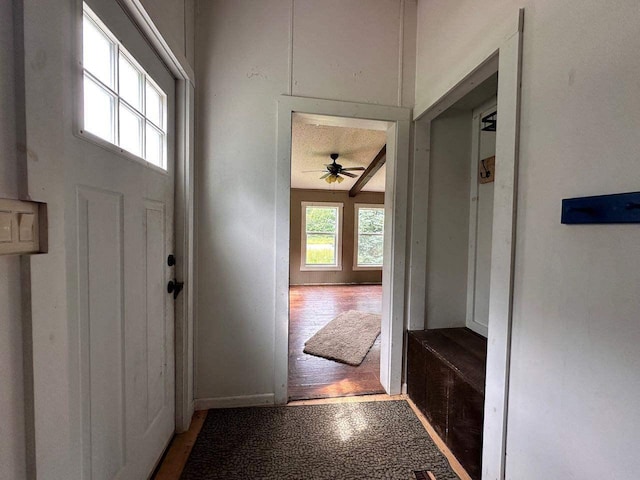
[324,174,344,184]
[315,153,366,184]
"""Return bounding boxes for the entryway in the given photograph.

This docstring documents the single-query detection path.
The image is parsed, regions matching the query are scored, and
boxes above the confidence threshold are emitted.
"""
[274,96,412,404]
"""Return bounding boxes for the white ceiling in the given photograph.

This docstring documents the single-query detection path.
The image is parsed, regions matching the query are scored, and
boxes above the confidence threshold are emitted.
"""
[290,114,387,192]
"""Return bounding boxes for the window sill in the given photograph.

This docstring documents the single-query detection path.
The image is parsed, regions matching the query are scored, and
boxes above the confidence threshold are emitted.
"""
[353,265,383,271]
[300,265,343,272]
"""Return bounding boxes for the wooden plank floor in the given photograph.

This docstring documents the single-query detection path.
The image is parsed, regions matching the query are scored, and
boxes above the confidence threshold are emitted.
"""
[288,284,385,401]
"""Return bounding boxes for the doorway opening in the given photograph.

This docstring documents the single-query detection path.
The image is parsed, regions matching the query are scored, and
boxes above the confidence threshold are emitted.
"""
[275,95,411,406]
[287,113,390,401]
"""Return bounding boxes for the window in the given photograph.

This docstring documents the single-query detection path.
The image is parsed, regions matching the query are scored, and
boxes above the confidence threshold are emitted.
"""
[82,4,167,169]
[354,205,384,269]
[301,202,343,270]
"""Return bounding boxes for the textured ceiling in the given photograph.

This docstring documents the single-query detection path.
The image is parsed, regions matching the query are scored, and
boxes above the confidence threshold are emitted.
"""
[291,117,387,192]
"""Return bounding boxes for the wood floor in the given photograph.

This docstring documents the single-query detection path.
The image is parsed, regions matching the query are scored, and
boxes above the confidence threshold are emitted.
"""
[288,284,385,401]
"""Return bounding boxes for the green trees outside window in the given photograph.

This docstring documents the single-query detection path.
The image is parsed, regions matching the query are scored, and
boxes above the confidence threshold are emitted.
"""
[356,207,384,267]
[305,206,338,265]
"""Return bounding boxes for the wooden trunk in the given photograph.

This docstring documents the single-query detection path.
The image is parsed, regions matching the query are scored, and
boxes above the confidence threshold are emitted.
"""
[407,329,487,480]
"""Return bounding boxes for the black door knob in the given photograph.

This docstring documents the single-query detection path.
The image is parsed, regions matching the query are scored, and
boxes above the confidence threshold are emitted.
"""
[167,279,184,299]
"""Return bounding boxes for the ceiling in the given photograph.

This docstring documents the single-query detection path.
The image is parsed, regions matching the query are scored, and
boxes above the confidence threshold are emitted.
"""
[290,114,387,192]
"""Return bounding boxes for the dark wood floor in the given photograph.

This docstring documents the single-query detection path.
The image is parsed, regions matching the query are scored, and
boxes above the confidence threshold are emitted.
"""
[288,284,385,401]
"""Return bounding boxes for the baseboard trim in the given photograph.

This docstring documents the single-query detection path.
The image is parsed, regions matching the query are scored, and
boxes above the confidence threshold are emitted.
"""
[290,282,383,286]
[194,393,275,410]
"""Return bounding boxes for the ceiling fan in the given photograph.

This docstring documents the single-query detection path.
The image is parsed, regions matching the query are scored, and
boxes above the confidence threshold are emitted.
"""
[304,153,365,184]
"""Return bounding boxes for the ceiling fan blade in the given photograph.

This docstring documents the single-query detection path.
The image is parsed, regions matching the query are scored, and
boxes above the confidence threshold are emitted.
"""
[340,171,358,178]
[341,167,366,171]
[320,173,330,179]
[302,169,328,173]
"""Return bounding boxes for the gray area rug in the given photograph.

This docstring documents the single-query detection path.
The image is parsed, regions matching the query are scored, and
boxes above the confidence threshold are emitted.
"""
[303,310,381,366]
[180,401,459,480]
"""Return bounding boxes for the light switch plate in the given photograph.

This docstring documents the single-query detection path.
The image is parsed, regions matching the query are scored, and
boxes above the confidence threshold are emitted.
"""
[19,213,35,242]
[0,212,11,242]
[0,199,45,255]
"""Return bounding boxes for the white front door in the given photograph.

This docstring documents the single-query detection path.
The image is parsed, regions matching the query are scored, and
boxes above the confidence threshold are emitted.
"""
[75,143,176,480]
[75,3,177,478]
[25,1,176,478]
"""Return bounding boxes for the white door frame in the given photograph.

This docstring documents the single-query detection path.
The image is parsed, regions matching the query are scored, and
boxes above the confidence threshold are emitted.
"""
[274,96,411,403]
[117,0,197,435]
[409,10,524,480]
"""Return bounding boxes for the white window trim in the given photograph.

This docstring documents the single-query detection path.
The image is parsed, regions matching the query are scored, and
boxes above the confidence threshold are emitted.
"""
[353,203,384,271]
[300,201,343,271]
[77,3,168,173]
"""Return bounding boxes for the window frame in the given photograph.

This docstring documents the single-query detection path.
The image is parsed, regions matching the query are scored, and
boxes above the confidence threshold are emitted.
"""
[353,203,385,271]
[300,201,343,272]
[77,3,168,173]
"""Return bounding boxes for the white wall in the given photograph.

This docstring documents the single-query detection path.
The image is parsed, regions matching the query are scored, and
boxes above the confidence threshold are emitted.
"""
[425,111,471,329]
[194,0,416,401]
[416,1,640,478]
[0,0,27,478]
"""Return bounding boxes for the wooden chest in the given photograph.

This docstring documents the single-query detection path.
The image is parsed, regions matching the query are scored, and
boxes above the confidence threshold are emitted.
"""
[407,328,487,480]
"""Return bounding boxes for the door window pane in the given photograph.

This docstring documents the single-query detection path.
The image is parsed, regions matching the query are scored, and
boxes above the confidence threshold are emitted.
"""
[146,124,163,168]
[82,4,168,169]
[119,104,143,157]
[146,81,163,128]
[83,15,115,89]
[84,76,115,142]
[119,54,143,111]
